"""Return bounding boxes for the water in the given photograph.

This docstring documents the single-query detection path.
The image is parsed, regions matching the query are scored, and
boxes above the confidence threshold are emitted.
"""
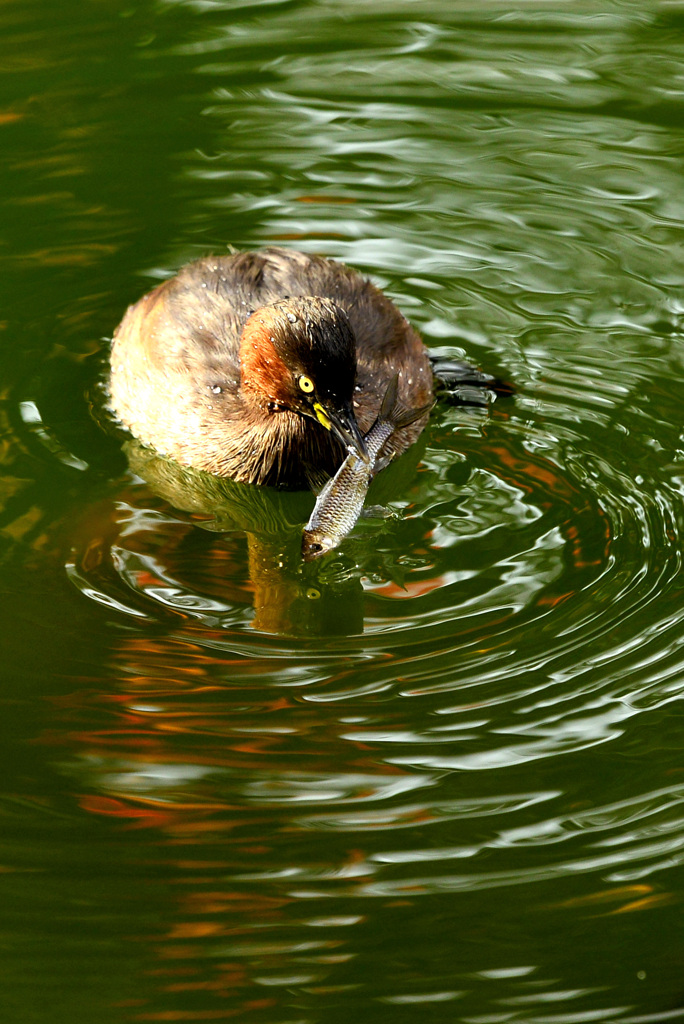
[2,0,684,1019]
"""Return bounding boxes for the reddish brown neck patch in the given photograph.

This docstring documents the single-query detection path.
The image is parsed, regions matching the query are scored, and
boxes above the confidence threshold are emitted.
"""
[239,309,292,405]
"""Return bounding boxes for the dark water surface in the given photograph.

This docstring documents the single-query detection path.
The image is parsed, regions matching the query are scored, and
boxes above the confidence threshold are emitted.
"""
[3,0,684,1020]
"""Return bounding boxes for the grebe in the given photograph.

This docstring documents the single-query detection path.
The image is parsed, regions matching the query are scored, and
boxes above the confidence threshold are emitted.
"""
[109,247,434,490]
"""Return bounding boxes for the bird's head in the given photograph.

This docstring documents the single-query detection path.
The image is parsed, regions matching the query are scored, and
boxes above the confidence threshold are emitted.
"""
[239,296,367,459]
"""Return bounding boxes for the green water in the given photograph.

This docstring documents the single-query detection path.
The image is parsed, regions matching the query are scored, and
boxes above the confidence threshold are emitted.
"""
[3,0,684,1020]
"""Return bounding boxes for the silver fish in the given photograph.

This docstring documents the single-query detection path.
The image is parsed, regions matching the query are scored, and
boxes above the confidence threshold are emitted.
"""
[301,376,429,561]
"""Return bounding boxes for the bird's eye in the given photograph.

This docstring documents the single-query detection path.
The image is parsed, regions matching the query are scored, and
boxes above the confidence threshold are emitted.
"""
[298,375,315,394]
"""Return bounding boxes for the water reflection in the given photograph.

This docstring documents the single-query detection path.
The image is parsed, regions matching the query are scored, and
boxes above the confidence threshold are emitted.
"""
[38,589,684,1021]
[67,436,406,636]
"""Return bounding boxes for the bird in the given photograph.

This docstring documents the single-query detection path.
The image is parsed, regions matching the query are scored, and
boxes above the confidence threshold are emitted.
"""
[108,247,435,490]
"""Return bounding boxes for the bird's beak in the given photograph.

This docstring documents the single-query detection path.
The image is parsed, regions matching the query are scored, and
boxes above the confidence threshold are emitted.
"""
[312,400,368,461]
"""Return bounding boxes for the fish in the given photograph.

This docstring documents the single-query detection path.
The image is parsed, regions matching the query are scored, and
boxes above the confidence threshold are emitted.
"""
[301,375,430,561]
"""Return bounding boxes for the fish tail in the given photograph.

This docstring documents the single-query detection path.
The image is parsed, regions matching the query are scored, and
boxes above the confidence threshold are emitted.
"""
[376,373,433,431]
[378,373,399,422]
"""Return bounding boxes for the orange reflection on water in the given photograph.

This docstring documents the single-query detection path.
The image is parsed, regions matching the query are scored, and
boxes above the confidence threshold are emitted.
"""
[549,884,676,916]
[464,435,612,572]
[371,575,447,599]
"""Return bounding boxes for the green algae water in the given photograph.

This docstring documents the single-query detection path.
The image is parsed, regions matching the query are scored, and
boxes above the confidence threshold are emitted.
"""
[3,0,684,1020]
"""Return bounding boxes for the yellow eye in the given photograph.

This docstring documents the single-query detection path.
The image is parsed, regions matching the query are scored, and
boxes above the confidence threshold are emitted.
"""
[298,375,314,394]
[306,587,321,600]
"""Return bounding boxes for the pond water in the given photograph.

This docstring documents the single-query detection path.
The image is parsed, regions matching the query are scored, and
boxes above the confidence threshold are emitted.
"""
[3,0,684,1020]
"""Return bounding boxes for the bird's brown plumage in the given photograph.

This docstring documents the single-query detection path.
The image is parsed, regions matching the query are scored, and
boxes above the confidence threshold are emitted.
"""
[109,247,433,489]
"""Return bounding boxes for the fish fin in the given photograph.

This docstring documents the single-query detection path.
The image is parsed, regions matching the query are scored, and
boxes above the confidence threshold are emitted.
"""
[372,453,394,474]
[360,504,399,520]
[312,473,335,500]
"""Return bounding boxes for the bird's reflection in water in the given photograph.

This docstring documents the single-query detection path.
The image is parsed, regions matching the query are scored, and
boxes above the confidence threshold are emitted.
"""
[244,532,364,635]
[118,438,390,637]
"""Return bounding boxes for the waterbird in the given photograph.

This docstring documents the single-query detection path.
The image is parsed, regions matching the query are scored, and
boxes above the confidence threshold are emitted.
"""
[109,247,435,491]
[302,374,431,561]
